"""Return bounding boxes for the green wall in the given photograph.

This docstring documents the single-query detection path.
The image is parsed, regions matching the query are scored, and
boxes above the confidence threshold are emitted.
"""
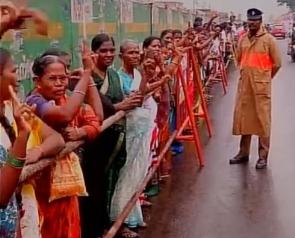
[0,0,195,94]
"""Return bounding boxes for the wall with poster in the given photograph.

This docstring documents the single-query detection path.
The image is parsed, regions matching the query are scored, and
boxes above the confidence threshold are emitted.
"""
[1,0,196,94]
[120,0,133,23]
[71,0,93,23]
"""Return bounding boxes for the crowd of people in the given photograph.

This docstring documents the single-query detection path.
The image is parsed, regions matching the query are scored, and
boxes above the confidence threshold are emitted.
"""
[0,3,237,238]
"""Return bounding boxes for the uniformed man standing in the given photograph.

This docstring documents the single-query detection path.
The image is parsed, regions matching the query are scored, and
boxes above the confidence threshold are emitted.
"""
[230,8,282,169]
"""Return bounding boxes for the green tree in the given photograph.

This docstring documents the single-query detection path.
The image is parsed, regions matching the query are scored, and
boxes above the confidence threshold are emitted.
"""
[277,0,295,10]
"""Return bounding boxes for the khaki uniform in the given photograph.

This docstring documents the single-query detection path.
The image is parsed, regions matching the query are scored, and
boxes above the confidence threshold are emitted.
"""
[233,27,281,159]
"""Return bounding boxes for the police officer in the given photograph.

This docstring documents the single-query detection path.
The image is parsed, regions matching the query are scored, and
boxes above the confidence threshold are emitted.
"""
[230,8,282,169]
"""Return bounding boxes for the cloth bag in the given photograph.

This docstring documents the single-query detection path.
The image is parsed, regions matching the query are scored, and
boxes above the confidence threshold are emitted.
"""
[49,151,88,202]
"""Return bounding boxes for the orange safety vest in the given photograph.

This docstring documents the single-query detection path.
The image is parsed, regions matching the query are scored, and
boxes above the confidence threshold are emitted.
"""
[240,52,273,70]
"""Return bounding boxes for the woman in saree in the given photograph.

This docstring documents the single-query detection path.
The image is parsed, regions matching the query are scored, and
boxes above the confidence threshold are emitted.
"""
[79,34,143,238]
[109,40,158,238]
[158,32,184,175]
[143,34,172,178]
[0,48,64,237]
[39,47,104,121]
[160,29,173,47]
[25,52,100,238]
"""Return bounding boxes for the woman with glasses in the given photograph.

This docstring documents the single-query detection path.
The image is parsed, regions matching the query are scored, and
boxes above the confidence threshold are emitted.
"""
[25,52,101,238]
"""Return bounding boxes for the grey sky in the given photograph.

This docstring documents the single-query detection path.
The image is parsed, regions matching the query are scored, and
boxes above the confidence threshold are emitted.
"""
[181,0,289,20]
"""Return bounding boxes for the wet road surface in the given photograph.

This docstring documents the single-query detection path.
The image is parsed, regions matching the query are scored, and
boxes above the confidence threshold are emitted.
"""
[142,40,295,238]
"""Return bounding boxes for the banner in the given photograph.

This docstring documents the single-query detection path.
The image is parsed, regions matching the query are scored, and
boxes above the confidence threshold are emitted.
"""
[167,9,172,26]
[120,0,133,23]
[71,0,93,23]
[153,7,159,25]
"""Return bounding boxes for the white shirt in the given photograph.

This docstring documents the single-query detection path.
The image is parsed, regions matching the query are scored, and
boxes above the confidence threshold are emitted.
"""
[0,102,14,150]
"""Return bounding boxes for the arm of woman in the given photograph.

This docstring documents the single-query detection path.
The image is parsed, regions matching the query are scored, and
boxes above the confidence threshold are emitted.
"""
[25,120,65,165]
[165,51,183,76]
[26,70,91,127]
[43,70,91,125]
[81,41,104,121]
[194,36,214,51]
[0,102,31,207]
[85,77,104,122]
[145,75,171,94]
[113,94,143,112]
[64,104,100,141]
[0,131,29,207]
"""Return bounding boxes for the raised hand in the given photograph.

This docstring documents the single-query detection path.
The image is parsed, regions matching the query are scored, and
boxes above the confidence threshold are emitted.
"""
[19,8,48,35]
[0,1,48,37]
[9,85,33,133]
[0,1,20,35]
[81,40,95,71]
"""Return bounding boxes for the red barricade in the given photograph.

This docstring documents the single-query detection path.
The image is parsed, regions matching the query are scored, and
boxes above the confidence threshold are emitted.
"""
[209,55,228,95]
[174,48,213,166]
[103,47,230,238]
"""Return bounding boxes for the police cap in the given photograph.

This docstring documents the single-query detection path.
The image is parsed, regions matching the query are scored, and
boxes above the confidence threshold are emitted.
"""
[247,8,263,21]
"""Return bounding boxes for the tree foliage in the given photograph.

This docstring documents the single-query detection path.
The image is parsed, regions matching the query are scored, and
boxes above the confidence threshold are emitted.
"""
[277,0,295,10]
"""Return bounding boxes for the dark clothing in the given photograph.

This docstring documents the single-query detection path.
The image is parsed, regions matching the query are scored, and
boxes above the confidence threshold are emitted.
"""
[80,125,126,237]
[79,68,126,238]
[93,68,124,105]
[238,135,270,160]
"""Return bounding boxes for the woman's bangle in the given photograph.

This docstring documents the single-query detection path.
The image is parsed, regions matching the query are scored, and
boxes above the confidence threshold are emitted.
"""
[6,154,25,169]
[88,83,97,87]
[73,90,86,96]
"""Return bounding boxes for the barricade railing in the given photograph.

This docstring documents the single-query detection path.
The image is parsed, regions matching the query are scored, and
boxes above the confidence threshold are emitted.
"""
[174,47,215,166]
[20,42,234,182]
[205,48,228,94]
[103,131,178,238]
[175,61,205,166]
[104,48,221,238]
[20,111,126,182]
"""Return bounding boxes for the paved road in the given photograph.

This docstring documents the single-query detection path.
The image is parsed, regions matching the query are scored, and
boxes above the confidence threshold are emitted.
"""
[142,40,295,238]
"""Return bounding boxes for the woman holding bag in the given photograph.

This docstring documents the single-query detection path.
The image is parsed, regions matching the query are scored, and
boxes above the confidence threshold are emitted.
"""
[25,47,100,237]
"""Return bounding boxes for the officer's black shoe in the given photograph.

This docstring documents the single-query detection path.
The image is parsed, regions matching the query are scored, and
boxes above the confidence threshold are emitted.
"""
[229,154,249,164]
[255,159,267,169]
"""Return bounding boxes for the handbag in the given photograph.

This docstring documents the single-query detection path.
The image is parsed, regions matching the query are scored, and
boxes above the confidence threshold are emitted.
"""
[49,152,88,202]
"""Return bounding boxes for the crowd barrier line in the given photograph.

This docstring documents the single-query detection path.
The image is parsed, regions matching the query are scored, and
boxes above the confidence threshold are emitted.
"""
[18,46,233,238]
[20,111,126,183]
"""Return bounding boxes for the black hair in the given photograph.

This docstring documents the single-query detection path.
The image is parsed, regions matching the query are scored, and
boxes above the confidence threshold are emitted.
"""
[173,29,182,36]
[142,36,161,49]
[41,48,69,58]
[0,48,11,74]
[194,17,203,23]
[230,15,236,21]
[32,55,66,77]
[91,33,115,52]
[193,21,202,29]
[160,29,173,39]
[220,22,227,30]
